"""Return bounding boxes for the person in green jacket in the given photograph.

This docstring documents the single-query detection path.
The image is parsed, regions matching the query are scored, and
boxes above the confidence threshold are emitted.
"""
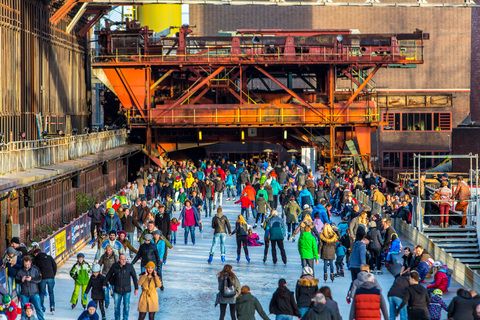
[235,285,270,320]
[256,185,269,203]
[70,253,92,309]
[298,227,319,273]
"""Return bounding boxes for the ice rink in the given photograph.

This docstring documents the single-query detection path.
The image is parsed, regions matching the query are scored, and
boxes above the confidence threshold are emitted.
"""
[49,202,457,320]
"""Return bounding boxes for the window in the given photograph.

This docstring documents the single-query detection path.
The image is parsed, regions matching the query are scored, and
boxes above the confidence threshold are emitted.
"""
[382,112,451,131]
[382,151,450,169]
[383,152,400,168]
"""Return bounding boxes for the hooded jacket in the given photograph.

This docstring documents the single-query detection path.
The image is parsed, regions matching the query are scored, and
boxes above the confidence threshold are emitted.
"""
[447,289,477,320]
[303,303,335,320]
[295,275,319,308]
[312,204,330,224]
[284,200,301,224]
[77,301,100,320]
[349,281,388,320]
[102,214,122,234]
[349,241,366,269]
[267,215,286,241]
[269,286,300,317]
[132,242,160,268]
[235,293,270,320]
[211,213,232,234]
[298,231,319,260]
[427,268,449,293]
[297,189,314,208]
[85,273,107,300]
[33,252,57,280]
[398,284,430,318]
[347,271,382,301]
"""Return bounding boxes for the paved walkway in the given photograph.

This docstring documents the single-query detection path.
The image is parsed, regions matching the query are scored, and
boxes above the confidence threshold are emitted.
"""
[50,202,459,320]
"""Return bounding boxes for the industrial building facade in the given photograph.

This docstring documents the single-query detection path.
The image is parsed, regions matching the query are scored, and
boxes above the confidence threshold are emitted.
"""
[190,5,471,176]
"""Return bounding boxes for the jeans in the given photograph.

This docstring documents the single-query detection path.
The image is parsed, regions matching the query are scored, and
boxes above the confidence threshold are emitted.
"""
[323,259,334,274]
[276,315,293,320]
[104,283,111,307]
[20,294,45,320]
[255,213,265,225]
[171,231,177,244]
[301,259,315,273]
[39,278,55,310]
[299,307,309,318]
[226,186,236,199]
[7,276,15,295]
[241,207,250,220]
[335,255,345,273]
[388,296,407,320]
[210,233,227,256]
[113,291,131,320]
[184,226,196,245]
[94,299,105,319]
[91,222,102,240]
[287,223,297,236]
[204,198,213,217]
[127,232,135,244]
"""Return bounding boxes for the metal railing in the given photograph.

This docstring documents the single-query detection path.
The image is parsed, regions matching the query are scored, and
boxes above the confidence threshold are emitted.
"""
[92,44,424,65]
[0,129,128,175]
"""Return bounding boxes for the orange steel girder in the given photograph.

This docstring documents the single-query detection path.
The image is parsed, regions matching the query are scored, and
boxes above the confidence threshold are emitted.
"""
[50,0,79,25]
[255,66,328,122]
[340,64,381,113]
[158,66,226,116]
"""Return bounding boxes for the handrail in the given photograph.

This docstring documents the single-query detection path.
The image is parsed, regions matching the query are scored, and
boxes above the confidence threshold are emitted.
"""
[0,129,128,175]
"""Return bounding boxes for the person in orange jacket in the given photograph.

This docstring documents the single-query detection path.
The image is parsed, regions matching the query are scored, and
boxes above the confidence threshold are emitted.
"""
[242,183,257,220]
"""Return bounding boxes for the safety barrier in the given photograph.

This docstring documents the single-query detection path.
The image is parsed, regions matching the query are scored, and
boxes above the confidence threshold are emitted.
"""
[393,218,480,292]
[0,129,128,175]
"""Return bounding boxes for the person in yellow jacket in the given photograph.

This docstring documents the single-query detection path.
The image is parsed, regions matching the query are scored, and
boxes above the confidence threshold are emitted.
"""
[185,172,195,193]
[137,261,162,320]
[173,176,183,203]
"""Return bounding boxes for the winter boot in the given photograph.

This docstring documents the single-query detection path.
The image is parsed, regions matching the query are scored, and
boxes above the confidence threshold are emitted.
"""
[324,273,328,282]
[246,255,251,263]
[330,273,335,282]
[221,255,226,263]
[236,255,240,263]
[207,254,213,264]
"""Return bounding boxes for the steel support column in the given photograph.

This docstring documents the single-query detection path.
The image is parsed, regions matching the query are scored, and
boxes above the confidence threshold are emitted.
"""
[50,0,78,25]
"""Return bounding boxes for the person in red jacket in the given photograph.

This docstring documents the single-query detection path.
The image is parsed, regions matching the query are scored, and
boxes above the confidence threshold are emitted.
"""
[427,261,449,293]
[1,294,21,320]
[349,273,389,320]
[235,193,254,221]
[242,183,257,219]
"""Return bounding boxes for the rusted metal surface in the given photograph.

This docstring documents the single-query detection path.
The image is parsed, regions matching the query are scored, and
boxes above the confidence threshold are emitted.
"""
[0,0,89,142]
[0,129,128,175]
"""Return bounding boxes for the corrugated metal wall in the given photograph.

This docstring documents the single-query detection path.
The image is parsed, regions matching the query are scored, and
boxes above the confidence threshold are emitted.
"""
[0,0,89,142]
[15,159,128,244]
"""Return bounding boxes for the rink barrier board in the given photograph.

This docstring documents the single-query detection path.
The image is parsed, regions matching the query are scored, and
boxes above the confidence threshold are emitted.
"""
[393,218,480,292]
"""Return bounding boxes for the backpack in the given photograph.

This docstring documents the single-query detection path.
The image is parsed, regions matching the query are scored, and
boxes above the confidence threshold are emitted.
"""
[222,276,236,298]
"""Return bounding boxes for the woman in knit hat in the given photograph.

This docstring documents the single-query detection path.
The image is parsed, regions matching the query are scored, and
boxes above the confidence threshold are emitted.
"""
[137,261,162,320]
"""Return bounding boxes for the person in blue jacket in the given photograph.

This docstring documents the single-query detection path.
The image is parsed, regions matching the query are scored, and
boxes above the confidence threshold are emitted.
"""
[77,300,99,320]
[225,170,237,201]
[312,202,331,224]
[297,187,314,209]
[152,230,172,291]
[102,209,122,234]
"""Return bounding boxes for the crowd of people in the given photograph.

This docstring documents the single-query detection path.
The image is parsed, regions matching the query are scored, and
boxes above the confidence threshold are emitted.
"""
[0,156,478,320]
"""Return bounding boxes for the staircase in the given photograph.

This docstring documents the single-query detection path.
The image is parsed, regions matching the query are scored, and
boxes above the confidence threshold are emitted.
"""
[423,227,480,269]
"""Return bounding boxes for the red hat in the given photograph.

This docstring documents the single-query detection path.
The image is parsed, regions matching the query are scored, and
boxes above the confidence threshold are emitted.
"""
[176,176,181,180]
[117,230,127,237]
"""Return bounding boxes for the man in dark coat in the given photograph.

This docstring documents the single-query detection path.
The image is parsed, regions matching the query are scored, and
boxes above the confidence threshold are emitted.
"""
[131,234,160,273]
[88,202,105,244]
[16,255,44,320]
[302,292,335,320]
[33,249,57,314]
[269,278,300,318]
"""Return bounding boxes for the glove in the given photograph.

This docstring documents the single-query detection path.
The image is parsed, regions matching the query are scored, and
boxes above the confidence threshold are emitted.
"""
[83,293,87,301]
[346,297,351,304]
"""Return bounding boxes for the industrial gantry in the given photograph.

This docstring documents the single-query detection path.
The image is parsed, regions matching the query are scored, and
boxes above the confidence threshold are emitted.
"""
[91,21,427,166]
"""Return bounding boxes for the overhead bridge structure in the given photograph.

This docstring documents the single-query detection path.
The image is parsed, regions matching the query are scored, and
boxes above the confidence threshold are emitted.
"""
[90,21,426,163]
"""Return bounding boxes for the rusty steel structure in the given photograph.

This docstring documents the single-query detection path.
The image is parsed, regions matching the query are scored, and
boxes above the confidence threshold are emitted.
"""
[91,22,427,163]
